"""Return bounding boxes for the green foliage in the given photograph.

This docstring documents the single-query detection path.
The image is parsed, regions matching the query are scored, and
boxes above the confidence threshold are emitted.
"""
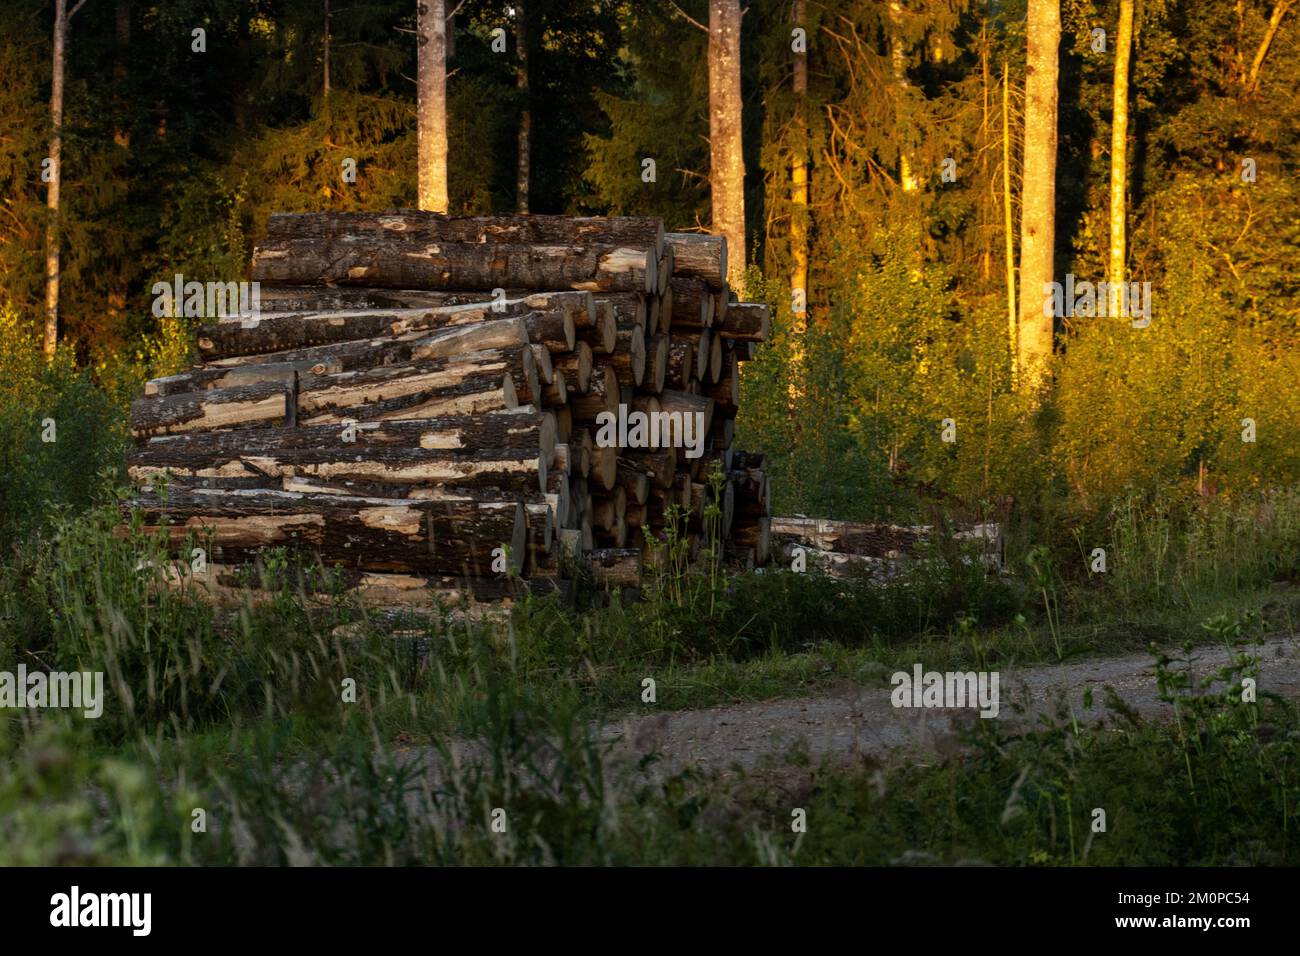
[0,308,130,544]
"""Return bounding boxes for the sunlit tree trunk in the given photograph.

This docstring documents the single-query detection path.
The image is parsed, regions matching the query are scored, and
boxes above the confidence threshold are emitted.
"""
[1002,62,1016,386]
[888,1,918,193]
[790,0,808,326]
[44,0,88,360]
[709,0,746,289]
[1246,0,1293,93]
[1016,0,1060,393]
[416,0,449,212]
[1107,0,1134,309]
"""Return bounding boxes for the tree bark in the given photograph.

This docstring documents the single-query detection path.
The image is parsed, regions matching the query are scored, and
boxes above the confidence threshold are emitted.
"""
[552,341,593,393]
[888,1,919,194]
[598,292,647,328]
[1017,0,1060,394]
[253,237,655,293]
[146,359,340,398]
[608,326,646,387]
[295,348,531,422]
[1002,61,1017,385]
[717,301,768,341]
[129,439,547,496]
[668,277,713,329]
[203,314,530,373]
[664,233,727,290]
[263,212,665,252]
[44,0,85,360]
[127,487,526,576]
[131,381,290,439]
[136,412,555,465]
[588,548,642,588]
[1108,0,1135,306]
[708,0,746,289]
[576,299,617,353]
[790,0,809,324]
[515,1,530,213]
[417,0,450,212]
[646,332,668,393]
[568,364,619,422]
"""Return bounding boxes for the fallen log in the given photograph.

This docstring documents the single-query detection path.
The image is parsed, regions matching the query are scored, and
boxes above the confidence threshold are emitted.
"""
[588,547,642,588]
[144,408,555,461]
[131,381,290,439]
[664,233,727,291]
[295,348,532,422]
[144,358,342,399]
[525,310,576,352]
[718,302,770,342]
[203,314,532,375]
[731,516,771,565]
[608,325,646,387]
[602,292,647,329]
[667,278,713,330]
[124,486,528,577]
[552,341,593,393]
[128,441,549,495]
[578,300,617,354]
[568,365,619,422]
[262,212,666,257]
[253,236,656,294]
[540,368,568,408]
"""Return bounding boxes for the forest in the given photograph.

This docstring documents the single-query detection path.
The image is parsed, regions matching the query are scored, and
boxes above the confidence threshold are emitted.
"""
[1,0,1299,876]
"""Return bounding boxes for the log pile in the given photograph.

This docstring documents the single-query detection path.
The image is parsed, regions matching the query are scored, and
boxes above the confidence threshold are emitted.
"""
[124,212,773,603]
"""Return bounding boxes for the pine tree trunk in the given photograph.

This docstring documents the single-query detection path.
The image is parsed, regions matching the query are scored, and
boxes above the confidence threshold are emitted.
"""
[888,1,919,194]
[1108,0,1135,304]
[790,0,809,325]
[1002,62,1017,385]
[1016,0,1060,393]
[323,0,331,102]
[708,0,746,289]
[515,2,530,213]
[416,0,450,212]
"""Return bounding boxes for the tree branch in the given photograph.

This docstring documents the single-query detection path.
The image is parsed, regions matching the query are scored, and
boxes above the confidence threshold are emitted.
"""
[666,1,707,33]
[68,0,90,20]
[1246,0,1294,93]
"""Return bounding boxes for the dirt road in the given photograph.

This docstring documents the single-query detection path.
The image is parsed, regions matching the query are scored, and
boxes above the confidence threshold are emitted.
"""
[598,636,1300,777]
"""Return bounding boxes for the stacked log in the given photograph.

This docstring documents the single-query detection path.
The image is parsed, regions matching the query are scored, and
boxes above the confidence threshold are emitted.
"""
[124,213,773,603]
[770,518,1005,577]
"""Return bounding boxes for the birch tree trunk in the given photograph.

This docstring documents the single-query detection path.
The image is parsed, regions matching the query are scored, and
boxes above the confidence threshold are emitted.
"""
[44,0,78,360]
[416,0,449,212]
[1108,0,1134,307]
[1016,0,1060,393]
[709,0,746,289]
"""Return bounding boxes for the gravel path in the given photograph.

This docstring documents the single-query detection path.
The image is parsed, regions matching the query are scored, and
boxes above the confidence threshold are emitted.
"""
[597,635,1300,777]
